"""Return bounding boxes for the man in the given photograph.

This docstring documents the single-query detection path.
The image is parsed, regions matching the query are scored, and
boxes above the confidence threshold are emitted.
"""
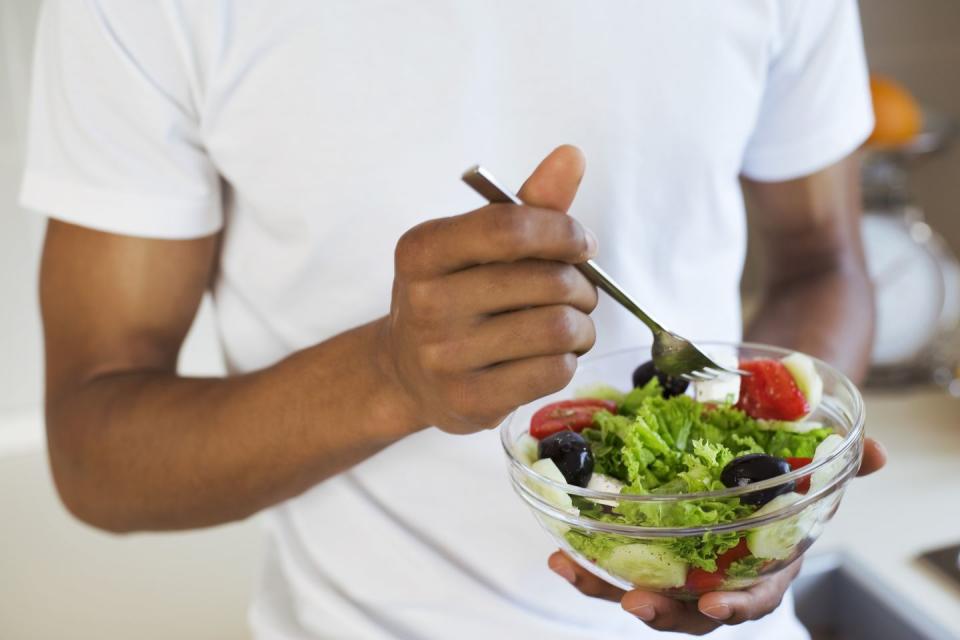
[23,0,886,637]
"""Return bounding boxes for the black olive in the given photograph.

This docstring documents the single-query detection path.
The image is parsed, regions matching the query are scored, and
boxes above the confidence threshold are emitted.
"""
[720,453,796,506]
[631,360,690,398]
[537,431,594,487]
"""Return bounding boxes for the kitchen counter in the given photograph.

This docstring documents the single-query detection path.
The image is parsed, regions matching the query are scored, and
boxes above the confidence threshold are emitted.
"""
[812,386,960,636]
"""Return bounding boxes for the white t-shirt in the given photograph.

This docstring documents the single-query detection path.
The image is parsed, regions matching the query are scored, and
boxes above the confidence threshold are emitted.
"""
[21,1,873,638]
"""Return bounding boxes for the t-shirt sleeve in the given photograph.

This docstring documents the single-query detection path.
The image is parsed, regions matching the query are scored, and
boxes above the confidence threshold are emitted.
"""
[19,0,221,239]
[740,0,874,182]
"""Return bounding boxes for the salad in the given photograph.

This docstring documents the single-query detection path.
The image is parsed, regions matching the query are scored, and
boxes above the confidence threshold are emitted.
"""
[516,351,847,594]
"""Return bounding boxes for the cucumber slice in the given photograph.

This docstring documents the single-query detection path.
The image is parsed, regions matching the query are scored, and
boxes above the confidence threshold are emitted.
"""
[514,433,540,467]
[586,472,624,507]
[527,459,578,536]
[600,543,687,589]
[757,419,825,433]
[781,353,823,414]
[528,459,575,512]
[746,492,815,560]
[810,433,846,491]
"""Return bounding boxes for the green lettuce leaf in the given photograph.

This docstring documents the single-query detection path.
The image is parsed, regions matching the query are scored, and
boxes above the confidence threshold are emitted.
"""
[727,556,765,578]
[564,529,635,562]
[620,379,665,414]
[669,530,743,572]
[574,383,626,404]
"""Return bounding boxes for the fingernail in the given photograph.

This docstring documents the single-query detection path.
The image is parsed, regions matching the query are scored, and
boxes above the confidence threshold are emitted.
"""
[626,604,655,621]
[702,604,732,620]
[874,439,888,459]
[550,564,577,584]
[584,228,599,256]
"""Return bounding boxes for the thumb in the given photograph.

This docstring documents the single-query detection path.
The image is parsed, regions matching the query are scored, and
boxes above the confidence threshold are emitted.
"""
[518,145,586,213]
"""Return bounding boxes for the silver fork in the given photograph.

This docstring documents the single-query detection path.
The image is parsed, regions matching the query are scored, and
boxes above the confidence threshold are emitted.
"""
[462,165,745,382]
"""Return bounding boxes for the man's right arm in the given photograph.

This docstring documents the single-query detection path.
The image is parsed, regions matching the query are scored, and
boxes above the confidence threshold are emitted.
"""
[41,145,597,533]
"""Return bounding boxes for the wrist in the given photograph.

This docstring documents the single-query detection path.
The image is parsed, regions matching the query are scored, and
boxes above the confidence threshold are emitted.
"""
[369,316,428,439]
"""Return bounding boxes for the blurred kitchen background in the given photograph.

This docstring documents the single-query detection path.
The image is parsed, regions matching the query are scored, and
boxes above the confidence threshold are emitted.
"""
[1,1,958,639]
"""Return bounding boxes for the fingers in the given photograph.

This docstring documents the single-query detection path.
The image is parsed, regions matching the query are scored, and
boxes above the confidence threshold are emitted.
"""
[621,591,720,635]
[464,353,581,421]
[697,559,803,626]
[518,145,586,212]
[548,551,625,603]
[387,146,595,433]
[396,205,597,277]
[858,437,887,476]
[617,560,804,634]
[428,305,595,371]
[551,548,801,635]
[429,260,598,316]
[410,353,580,431]
[397,144,591,278]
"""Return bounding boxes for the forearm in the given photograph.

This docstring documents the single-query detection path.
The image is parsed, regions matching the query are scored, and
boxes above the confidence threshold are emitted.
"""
[741,154,874,384]
[47,318,420,532]
[745,262,874,384]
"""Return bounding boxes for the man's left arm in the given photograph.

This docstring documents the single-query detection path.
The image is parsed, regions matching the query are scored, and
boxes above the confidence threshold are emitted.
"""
[744,154,873,381]
[547,155,887,635]
[745,154,886,474]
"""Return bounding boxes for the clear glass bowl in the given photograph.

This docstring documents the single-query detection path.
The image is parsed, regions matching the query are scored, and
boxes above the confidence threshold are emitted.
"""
[502,343,865,600]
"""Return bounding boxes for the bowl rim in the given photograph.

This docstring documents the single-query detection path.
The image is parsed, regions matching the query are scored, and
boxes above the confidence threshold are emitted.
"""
[500,341,866,506]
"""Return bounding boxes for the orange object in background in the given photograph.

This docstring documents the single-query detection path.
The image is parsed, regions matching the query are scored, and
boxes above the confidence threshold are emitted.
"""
[867,74,922,147]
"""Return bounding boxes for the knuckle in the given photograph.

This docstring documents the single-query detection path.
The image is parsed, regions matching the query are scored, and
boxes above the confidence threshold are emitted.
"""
[544,306,581,348]
[405,280,441,319]
[395,224,428,271]
[556,352,578,382]
[541,353,577,393]
[548,265,580,300]
[559,215,588,255]
[581,317,597,352]
[583,282,600,312]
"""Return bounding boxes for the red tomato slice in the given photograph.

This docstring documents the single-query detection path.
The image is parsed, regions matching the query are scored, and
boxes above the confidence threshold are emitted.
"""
[684,568,725,593]
[736,359,808,421]
[786,457,814,494]
[717,539,751,572]
[683,539,752,594]
[529,399,617,439]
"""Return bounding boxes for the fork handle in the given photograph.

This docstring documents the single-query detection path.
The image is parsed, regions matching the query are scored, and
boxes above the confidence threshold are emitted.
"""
[574,259,666,335]
[462,165,666,336]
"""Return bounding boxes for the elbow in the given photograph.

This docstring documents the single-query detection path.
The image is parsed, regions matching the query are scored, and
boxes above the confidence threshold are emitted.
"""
[59,497,137,535]
[46,424,139,535]
[48,456,138,535]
